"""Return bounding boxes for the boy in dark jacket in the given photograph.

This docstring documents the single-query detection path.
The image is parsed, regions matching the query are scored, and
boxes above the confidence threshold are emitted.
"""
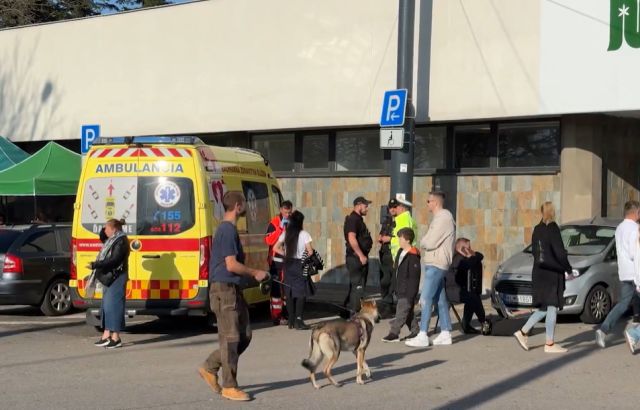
[382,228,421,342]
[452,238,487,334]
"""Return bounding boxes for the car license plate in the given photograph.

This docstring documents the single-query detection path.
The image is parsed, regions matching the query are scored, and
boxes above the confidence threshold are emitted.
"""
[502,294,532,305]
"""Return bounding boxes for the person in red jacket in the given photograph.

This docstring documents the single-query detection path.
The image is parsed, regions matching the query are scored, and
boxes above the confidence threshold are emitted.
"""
[264,200,293,325]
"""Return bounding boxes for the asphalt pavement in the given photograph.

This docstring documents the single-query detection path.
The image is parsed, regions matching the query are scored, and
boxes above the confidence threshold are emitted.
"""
[0,303,637,410]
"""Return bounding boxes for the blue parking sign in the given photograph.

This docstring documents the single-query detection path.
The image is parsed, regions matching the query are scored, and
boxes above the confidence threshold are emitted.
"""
[81,125,100,154]
[380,89,407,127]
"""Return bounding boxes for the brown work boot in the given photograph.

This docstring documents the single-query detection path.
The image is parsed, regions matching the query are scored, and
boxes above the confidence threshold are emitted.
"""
[222,387,251,401]
[197,367,221,394]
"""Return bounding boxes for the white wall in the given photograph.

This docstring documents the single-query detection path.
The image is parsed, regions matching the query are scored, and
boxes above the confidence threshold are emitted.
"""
[425,0,540,122]
[0,0,398,141]
[0,0,639,142]
[539,0,640,115]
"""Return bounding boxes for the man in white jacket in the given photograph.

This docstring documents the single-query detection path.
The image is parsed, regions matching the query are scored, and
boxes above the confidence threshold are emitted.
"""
[406,191,456,347]
[596,200,640,348]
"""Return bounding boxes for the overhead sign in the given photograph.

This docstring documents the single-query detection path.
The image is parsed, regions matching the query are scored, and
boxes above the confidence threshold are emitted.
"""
[380,128,404,149]
[81,125,100,155]
[380,89,407,127]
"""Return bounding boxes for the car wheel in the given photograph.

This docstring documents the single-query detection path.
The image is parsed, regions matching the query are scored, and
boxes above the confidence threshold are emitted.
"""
[40,278,72,316]
[580,285,611,324]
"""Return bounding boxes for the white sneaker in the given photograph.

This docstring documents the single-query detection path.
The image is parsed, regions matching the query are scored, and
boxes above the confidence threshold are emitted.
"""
[432,331,452,346]
[544,343,567,353]
[624,329,637,354]
[595,329,606,349]
[405,331,430,347]
[514,330,529,351]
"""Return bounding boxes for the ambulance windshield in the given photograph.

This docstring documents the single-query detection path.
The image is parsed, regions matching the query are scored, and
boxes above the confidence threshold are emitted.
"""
[80,176,195,236]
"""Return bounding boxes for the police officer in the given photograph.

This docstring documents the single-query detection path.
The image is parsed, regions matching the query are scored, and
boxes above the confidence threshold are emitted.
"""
[343,196,373,316]
[378,199,398,317]
[390,197,418,259]
[264,200,293,325]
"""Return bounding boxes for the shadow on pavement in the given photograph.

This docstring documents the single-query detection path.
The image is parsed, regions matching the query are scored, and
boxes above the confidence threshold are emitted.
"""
[0,320,84,338]
[432,328,618,410]
[244,349,444,395]
[0,305,67,317]
[124,302,339,346]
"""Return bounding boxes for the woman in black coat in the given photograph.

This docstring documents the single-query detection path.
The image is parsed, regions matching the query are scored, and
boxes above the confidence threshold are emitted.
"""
[89,219,130,349]
[514,202,572,353]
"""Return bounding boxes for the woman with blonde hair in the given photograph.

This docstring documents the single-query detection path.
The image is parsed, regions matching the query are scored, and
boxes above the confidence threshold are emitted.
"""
[514,202,572,353]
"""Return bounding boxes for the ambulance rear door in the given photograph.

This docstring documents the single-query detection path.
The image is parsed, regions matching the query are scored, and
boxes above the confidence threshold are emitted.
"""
[130,147,201,305]
[77,146,139,300]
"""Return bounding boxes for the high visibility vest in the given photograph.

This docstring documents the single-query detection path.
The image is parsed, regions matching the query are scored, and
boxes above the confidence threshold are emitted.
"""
[265,215,285,265]
[390,210,418,258]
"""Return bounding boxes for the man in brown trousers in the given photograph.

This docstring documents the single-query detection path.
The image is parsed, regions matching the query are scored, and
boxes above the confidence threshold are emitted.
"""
[198,191,268,401]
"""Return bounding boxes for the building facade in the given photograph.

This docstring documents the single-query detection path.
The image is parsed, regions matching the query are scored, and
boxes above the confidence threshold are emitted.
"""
[1,0,639,289]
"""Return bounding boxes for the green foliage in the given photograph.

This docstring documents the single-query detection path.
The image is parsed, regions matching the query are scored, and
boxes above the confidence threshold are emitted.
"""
[0,0,171,29]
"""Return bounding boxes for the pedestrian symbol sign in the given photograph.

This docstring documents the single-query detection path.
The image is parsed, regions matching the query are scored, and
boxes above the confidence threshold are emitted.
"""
[380,89,407,127]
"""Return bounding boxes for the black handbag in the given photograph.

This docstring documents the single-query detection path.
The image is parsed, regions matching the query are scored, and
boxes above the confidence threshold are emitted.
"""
[95,269,117,287]
[302,249,324,277]
[95,264,123,287]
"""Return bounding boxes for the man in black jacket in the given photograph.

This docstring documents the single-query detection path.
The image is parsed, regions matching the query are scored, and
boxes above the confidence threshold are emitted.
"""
[381,228,420,342]
[343,196,373,316]
[452,238,487,334]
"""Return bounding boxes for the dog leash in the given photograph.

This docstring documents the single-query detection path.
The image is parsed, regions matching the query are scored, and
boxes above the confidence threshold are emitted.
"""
[264,278,358,315]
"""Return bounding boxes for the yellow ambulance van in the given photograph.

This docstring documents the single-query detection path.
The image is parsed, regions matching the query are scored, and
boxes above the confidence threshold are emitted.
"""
[69,136,283,326]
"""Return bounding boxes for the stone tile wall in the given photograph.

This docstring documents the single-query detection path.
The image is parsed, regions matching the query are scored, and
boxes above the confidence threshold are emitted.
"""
[606,171,639,218]
[455,175,561,290]
[278,173,560,292]
[600,114,640,218]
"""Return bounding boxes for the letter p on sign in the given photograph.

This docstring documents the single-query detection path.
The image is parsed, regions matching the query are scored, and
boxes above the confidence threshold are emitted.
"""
[379,89,407,127]
[81,125,100,154]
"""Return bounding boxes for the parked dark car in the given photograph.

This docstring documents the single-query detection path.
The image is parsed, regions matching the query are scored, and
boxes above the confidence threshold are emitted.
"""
[0,224,73,315]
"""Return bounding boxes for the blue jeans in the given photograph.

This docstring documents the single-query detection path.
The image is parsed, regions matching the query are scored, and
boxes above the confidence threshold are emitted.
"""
[600,281,636,334]
[522,305,558,341]
[419,265,451,333]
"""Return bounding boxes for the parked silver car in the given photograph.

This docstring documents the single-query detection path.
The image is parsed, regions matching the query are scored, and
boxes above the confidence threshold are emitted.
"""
[491,218,621,324]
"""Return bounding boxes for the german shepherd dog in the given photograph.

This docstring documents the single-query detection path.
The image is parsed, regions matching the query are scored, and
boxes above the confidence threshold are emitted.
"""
[301,299,379,388]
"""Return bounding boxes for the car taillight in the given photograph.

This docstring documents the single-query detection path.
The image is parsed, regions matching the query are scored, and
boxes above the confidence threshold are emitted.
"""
[3,253,23,274]
[71,238,77,280]
[199,236,211,280]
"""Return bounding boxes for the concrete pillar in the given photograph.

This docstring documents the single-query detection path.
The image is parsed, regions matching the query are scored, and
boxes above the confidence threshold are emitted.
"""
[560,115,603,223]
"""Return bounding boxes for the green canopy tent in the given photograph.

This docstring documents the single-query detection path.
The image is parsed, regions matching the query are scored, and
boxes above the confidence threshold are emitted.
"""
[0,136,29,171]
[0,141,80,195]
[0,142,81,222]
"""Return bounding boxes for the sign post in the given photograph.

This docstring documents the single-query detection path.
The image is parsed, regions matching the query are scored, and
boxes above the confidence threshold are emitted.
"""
[81,125,100,155]
[388,0,417,204]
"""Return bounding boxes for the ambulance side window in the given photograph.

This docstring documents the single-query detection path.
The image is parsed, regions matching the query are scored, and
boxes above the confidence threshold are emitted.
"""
[271,185,283,211]
[241,181,270,235]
